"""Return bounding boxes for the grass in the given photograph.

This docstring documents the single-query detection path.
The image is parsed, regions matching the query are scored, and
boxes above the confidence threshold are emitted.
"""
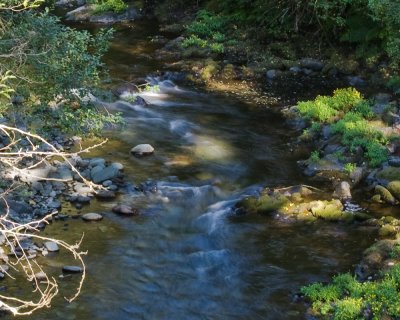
[302,266,400,319]
[297,88,389,167]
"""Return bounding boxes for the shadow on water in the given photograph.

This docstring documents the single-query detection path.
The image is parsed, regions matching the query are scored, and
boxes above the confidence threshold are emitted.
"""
[8,19,380,319]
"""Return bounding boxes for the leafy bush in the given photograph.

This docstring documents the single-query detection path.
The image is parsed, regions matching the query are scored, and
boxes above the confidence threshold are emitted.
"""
[344,163,356,174]
[92,0,127,13]
[56,105,123,136]
[302,266,400,319]
[297,88,388,167]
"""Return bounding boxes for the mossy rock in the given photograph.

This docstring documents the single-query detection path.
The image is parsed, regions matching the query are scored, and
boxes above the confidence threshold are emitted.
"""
[371,194,382,203]
[376,167,400,181]
[289,192,302,203]
[311,200,353,221]
[375,185,396,205]
[388,181,400,200]
[236,194,289,215]
[297,211,318,222]
[353,212,373,222]
[310,200,350,221]
[379,224,397,237]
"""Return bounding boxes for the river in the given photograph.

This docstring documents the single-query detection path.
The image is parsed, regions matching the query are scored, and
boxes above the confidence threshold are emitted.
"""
[9,19,376,320]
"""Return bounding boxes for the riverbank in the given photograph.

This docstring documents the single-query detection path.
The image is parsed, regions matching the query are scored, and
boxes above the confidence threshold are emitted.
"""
[2,3,400,318]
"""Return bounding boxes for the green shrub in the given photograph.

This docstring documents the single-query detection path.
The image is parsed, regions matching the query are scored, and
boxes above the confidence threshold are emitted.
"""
[182,35,208,48]
[297,98,338,122]
[91,0,127,13]
[344,163,356,174]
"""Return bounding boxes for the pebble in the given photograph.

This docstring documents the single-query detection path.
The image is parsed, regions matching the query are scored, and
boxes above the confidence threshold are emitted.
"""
[44,241,59,252]
[82,213,103,221]
[102,180,113,187]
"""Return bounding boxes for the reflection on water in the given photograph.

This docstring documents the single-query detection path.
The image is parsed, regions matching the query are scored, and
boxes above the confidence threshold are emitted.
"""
[9,19,377,320]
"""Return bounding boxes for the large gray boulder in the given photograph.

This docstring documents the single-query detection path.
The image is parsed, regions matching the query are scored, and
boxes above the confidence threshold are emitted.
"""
[91,165,120,184]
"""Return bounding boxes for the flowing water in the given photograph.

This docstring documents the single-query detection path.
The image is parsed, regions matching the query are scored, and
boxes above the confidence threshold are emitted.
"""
[9,19,377,319]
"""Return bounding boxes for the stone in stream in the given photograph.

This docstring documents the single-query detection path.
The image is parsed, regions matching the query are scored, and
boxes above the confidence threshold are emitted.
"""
[112,204,139,216]
[130,144,154,157]
[82,212,103,221]
[35,271,47,281]
[44,241,59,252]
[95,190,116,200]
[333,181,352,200]
[62,265,83,273]
[91,165,120,184]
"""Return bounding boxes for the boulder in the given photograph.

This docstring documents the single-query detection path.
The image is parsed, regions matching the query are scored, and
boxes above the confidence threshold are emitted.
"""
[130,144,154,157]
[333,181,352,200]
[91,165,120,184]
[112,204,139,216]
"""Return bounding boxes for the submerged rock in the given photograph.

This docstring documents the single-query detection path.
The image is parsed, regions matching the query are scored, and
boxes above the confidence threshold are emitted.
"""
[62,265,83,273]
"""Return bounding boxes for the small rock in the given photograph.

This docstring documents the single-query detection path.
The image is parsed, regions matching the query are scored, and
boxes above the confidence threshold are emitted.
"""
[89,158,106,168]
[82,213,103,221]
[130,144,155,157]
[91,166,120,184]
[95,190,116,200]
[35,271,47,281]
[112,204,139,216]
[62,266,83,273]
[102,180,113,187]
[108,184,118,191]
[289,66,301,74]
[77,195,91,203]
[111,162,124,170]
[266,69,279,80]
[44,241,59,252]
[300,58,324,71]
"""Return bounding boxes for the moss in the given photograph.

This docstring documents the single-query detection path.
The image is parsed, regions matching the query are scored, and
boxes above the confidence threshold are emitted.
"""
[377,167,400,181]
[388,181,400,200]
[379,224,398,237]
[236,193,289,214]
[353,212,373,222]
[256,194,289,213]
[371,194,382,203]
[310,200,350,221]
[297,211,318,222]
[290,192,302,202]
[375,185,396,204]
